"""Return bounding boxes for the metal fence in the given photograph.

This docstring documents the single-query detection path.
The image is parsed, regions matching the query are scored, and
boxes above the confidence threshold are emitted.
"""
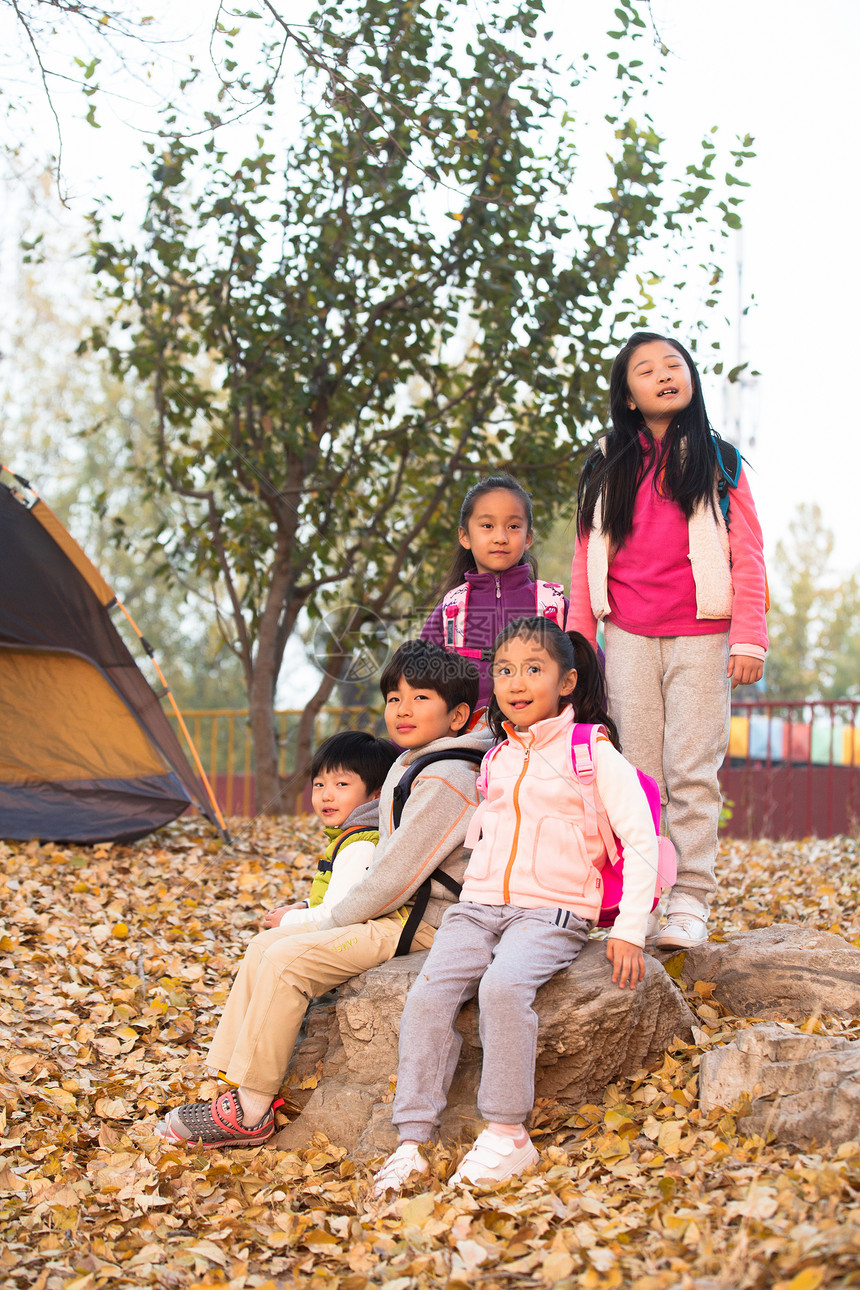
[721,699,859,839]
[172,699,860,839]
[172,706,379,817]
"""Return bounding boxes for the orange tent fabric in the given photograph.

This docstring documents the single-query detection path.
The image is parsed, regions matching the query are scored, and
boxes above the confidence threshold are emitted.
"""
[0,470,224,843]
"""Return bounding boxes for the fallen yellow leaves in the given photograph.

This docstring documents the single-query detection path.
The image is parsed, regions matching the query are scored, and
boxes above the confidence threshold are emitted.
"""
[0,823,859,1288]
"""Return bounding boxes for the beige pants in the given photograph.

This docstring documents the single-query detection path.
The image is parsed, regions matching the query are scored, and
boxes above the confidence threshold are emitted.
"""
[604,622,731,920]
[207,914,435,1094]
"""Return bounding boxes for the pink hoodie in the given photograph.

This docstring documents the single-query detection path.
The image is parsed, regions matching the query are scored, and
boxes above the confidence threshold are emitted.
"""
[461,706,658,947]
[567,455,768,658]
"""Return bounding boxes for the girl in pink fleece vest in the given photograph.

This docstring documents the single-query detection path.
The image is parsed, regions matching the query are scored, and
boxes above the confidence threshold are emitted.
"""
[373,618,658,1195]
[568,332,768,951]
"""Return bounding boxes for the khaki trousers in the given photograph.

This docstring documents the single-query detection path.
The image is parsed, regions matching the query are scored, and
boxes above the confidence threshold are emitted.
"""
[207,914,435,1094]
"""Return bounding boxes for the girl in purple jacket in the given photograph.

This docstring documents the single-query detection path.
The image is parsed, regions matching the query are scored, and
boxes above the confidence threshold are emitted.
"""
[421,475,568,711]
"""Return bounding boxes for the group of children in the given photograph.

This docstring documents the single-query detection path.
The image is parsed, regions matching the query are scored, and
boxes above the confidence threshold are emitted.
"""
[156,331,768,1192]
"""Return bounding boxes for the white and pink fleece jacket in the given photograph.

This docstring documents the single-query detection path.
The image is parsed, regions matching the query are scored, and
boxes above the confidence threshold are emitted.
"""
[567,451,768,660]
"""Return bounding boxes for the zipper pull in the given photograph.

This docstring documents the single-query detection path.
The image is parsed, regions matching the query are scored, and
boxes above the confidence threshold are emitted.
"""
[495,576,501,599]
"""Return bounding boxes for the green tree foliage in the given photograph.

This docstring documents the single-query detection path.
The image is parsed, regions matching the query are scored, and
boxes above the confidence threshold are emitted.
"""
[87,0,752,811]
[764,504,860,702]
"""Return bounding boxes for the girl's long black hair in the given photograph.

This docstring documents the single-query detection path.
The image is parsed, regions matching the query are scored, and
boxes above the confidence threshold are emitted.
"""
[486,617,620,750]
[436,474,538,599]
[576,331,720,548]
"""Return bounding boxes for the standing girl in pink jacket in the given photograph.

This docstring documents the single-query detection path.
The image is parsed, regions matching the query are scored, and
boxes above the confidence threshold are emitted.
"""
[567,332,768,951]
[372,617,658,1194]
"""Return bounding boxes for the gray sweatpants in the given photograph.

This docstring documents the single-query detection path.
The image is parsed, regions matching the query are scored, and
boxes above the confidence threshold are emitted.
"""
[604,622,731,919]
[392,901,591,1144]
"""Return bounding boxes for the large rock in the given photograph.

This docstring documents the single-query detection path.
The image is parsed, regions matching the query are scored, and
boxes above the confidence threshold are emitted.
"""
[274,941,694,1158]
[699,1022,860,1148]
[677,925,860,1020]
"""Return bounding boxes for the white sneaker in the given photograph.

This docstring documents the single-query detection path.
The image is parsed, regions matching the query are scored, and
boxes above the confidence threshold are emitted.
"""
[450,1130,539,1187]
[655,912,708,950]
[371,1142,429,1197]
[644,909,662,948]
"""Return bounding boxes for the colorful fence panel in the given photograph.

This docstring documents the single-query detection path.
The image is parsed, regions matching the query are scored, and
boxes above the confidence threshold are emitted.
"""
[720,700,859,839]
[172,699,860,840]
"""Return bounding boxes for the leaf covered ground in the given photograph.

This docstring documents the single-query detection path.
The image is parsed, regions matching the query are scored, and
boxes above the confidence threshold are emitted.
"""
[1,821,860,1290]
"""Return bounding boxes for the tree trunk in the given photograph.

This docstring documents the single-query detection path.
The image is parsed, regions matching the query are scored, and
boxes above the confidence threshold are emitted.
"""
[282,665,344,814]
[249,666,287,815]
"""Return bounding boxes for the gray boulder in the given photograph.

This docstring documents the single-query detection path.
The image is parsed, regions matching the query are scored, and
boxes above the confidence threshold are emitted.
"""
[677,925,860,1020]
[699,1022,860,1148]
[274,940,694,1157]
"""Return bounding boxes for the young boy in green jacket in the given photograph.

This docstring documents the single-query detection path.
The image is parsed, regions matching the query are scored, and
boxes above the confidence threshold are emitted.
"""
[263,730,397,931]
[157,640,489,1148]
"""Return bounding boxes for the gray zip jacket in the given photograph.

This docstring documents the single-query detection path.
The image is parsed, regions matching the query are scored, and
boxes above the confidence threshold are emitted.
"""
[320,726,493,930]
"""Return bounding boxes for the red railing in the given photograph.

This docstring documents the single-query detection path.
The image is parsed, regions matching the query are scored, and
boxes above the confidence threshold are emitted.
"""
[720,700,860,839]
[174,700,860,840]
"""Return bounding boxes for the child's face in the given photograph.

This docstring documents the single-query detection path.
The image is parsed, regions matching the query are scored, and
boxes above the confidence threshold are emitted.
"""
[311,767,374,828]
[491,636,576,730]
[458,488,532,577]
[625,340,693,432]
[384,679,470,748]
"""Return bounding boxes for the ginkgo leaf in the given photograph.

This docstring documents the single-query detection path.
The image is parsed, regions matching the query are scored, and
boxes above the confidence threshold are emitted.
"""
[1,821,857,1290]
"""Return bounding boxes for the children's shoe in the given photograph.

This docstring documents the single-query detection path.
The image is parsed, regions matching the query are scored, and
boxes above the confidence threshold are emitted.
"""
[655,913,708,950]
[450,1130,539,1187]
[371,1142,429,1197]
[644,909,662,948]
[156,1089,280,1147]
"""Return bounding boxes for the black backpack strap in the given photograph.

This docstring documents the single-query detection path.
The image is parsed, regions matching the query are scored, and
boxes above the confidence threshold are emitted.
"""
[712,433,741,484]
[394,870,462,958]
[391,748,484,830]
[390,747,484,956]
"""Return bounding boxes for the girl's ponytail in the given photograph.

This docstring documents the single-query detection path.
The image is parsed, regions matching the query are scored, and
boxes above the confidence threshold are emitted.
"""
[566,631,620,750]
[485,617,621,749]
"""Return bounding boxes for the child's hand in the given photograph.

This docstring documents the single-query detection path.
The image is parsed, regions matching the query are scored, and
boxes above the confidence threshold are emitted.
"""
[261,901,306,929]
[727,654,763,689]
[606,937,645,990]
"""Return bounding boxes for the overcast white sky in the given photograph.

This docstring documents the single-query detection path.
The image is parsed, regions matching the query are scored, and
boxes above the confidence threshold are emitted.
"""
[652,0,860,579]
[542,0,860,577]
[3,0,858,586]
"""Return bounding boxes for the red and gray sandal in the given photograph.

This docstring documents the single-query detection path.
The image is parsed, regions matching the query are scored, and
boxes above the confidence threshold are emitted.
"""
[156,1089,284,1148]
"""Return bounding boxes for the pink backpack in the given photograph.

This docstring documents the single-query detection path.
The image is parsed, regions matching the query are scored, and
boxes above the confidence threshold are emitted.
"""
[441,579,566,659]
[570,723,676,927]
[469,721,676,928]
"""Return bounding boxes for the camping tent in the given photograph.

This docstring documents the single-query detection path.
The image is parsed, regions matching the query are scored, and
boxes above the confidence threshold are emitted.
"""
[0,467,227,843]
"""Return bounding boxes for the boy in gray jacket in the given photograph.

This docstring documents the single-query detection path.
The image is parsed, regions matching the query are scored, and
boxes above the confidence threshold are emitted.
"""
[156,640,489,1148]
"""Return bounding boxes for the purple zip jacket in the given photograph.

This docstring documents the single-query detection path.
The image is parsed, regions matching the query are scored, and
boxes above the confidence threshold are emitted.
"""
[420,562,569,710]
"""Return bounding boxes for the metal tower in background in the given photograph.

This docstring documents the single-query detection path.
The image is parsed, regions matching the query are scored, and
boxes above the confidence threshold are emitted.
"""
[722,232,761,455]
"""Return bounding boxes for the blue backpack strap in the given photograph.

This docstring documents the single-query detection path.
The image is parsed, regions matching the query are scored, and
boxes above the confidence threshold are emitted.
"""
[712,433,741,522]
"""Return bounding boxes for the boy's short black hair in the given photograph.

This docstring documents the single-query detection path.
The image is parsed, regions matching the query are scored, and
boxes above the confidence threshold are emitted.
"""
[310,731,399,794]
[379,639,479,730]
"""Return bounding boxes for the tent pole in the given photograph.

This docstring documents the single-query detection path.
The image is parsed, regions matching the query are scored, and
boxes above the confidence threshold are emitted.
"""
[114,601,232,842]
